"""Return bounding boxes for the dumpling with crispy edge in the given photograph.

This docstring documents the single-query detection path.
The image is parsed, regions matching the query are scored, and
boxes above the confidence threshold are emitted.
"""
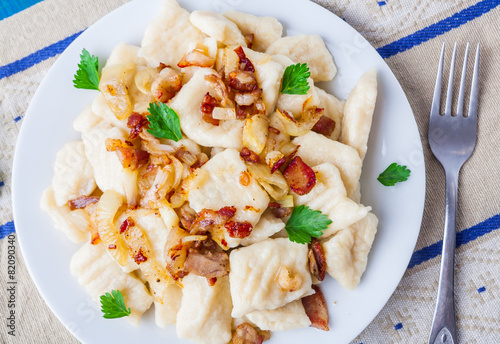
[244,300,311,331]
[229,238,313,318]
[340,69,378,160]
[223,10,283,52]
[266,34,337,82]
[138,0,207,68]
[70,242,153,326]
[51,141,96,207]
[190,11,246,46]
[176,275,233,344]
[322,212,378,290]
[169,68,244,149]
[188,149,270,248]
[293,163,370,239]
[292,131,361,198]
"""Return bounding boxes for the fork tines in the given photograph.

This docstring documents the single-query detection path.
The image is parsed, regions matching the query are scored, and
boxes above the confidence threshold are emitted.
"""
[431,42,480,119]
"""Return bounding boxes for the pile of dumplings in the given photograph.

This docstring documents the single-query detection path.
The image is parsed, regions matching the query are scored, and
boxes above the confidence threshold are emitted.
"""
[41,0,379,343]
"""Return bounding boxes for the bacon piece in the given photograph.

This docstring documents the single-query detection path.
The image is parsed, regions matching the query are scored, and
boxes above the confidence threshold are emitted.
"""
[218,206,237,220]
[108,244,117,250]
[225,221,253,238]
[270,156,286,174]
[183,250,230,278]
[240,147,260,163]
[301,285,329,331]
[312,115,336,137]
[207,277,217,286]
[308,240,327,281]
[234,46,255,72]
[231,323,265,344]
[120,217,135,234]
[133,248,148,264]
[268,126,280,135]
[127,112,149,139]
[283,156,316,195]
[115,147,150,170]
[68,196,100,210]
[178,205,196,231]
[200,93,220,126]
[235,104,253,120]
[268,202,293,218]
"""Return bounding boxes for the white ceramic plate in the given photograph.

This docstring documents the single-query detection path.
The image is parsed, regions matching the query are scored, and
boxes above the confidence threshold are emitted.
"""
[12,0,425,343]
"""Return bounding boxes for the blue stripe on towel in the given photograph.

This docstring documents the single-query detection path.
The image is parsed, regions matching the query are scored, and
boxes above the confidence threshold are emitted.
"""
[407,213,500,269]
[0,0,43,20]
[0,221,15,239]
[0,30,83,80]
[376,0,500,58]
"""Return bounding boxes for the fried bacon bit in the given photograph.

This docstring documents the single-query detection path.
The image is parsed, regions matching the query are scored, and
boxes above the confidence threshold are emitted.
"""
[283,156,316,195]
[240,147,260,163]
[270,156,286,174]
[268,202,293,218]
[142,163,158,178]
[120,217,135,234]
[234,46,255,72]
[225,221,253,238]
[200,93,220,126]
[231,323,266,344]
[106,138,150,170]
[190,206,236,234]
[68,196,100,210]
[228,70,257,92]
[127,112,149,139]
[301,285,329,331]
[244,33,255,49]
[308,240,327,281]
[183,250,230,278]
[235,104,253,120]
[108,244,117,250]
[115,147,150,170]
[312,115,336,137]
[133,248,148,264]
[240,171,251,186]
[207,277,217,286]
[218,206,237,220]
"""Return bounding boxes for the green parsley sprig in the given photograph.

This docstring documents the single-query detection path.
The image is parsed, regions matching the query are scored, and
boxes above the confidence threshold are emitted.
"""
[73,48,100,91]
[377,163,411,186]
[281,63,311,95]
[285,205,332,244]
[100,289,131,319]
[146,102,183,142]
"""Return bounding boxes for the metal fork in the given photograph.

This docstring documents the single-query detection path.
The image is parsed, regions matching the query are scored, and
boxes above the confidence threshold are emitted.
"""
[428,42,480,344]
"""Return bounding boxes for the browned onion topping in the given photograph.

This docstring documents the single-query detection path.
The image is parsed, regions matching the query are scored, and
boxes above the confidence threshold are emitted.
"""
[234,46,255,72]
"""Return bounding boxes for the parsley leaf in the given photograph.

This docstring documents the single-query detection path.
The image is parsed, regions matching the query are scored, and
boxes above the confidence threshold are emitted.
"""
[377,163,411,186]
[281,63,311,95]
[100,289,131,319]
[146,102,183,141]
[73,48,100,91]
[285,205,332,244]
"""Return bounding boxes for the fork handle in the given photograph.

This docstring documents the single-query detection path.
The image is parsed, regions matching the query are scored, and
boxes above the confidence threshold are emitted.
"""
[428,168,458,344]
